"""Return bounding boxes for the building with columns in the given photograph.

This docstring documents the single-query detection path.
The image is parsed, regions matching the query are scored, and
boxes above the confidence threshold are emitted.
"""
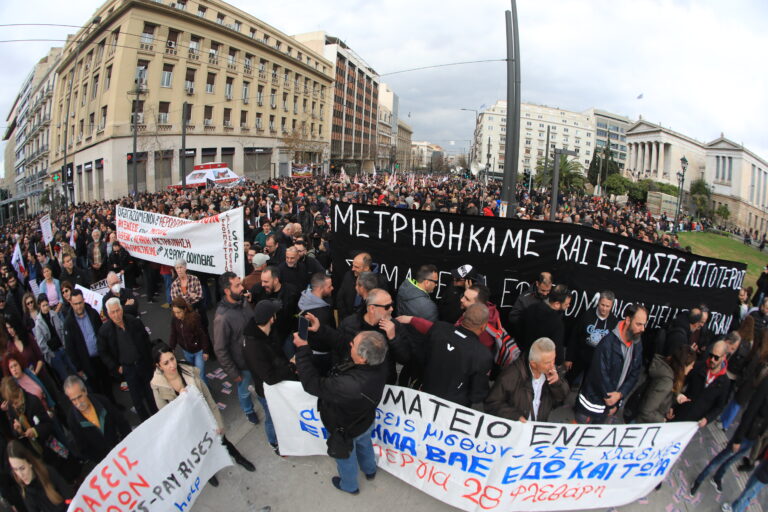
[625,120,707,189]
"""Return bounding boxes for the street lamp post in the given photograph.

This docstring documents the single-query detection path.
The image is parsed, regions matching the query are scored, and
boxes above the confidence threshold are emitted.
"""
[673,155,688,234]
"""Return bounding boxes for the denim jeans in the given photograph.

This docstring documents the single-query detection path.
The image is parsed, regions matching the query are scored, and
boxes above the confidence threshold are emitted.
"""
[236,370,255,415]
[50,348,78,383]
[694,439,753,486]
[719,400,741,431]
[162,274,173,304]
[730,460,767,512]
[256,395,277,446]
[334,423,377,492]
[182,349,207,387]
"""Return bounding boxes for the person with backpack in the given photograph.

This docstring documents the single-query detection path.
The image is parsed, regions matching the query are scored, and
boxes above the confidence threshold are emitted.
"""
[629,345,696,423]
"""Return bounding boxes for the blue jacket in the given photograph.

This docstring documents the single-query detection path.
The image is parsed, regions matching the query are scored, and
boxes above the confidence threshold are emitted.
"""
[578,321,643,416]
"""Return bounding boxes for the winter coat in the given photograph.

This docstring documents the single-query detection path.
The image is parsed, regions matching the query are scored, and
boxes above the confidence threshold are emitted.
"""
[507,290,544,337]
[732,376,768,444]
[241,320,297,398]
[67,393,131,464]
[33,311,66,364]
[636,354,675,423]
[213,298,255,380]
[298,288,335,352]
[396,278,438,321]
[673,360,730,423]
[63,304,103,376]
[169,311,210,354]
[295,344,388,439]
[518,301,566,363]
[578,321,644,416]
[151,364,224,431]
[566,308,618,367]
[438,284,464,324]
[97,315,153,376]
[484,356,568,421]
[20,465,72,512]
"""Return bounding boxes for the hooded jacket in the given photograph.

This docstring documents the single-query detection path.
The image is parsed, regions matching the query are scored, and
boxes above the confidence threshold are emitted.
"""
[577,319,643,416]
[396,278,438,321]
[213,297,254,380]
[242,320,297,397]
[673,359,730,423]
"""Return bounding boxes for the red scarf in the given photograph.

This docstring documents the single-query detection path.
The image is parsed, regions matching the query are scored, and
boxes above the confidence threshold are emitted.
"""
[705,360,728,386]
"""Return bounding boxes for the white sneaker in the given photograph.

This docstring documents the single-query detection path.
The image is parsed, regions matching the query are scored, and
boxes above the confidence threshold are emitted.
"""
[721,503,733,512]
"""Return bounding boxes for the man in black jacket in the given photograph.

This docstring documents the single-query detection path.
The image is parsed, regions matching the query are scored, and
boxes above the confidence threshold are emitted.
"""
[518,284,570,363]
[64,289,114,402]
[565,290,617,384]
[398,303,492,407]
[60,252,91,288]
[242,300,297,454]
[100,271,138,317]
[250,266,298,344]
[98,297,157,420]
[63,375,131,467]
[662,306,709,356]
[294,329,389,495]
[690,375,768,496]
[508,271,552,337]
[336,252,388,320]
[672,340,730,427]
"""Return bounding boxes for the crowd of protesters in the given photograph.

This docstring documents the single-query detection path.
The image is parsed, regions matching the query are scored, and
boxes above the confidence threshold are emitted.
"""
[0,173,762,511]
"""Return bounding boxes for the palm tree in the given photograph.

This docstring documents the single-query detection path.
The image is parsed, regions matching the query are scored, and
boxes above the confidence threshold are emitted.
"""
[534,156,587,194]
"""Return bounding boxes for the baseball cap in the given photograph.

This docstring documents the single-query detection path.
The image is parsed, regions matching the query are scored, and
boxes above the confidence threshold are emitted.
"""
[252,299,282,325]
[451,264,477,281]
[252,253,270,267]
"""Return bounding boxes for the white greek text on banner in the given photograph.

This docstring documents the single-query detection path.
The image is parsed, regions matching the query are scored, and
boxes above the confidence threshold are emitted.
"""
[115,206,244,276]
[265,382,698,512]
[68,387,231,512]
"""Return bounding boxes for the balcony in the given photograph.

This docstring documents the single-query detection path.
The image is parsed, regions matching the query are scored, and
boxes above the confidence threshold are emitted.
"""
[165,42,178,56]
[139,36,154,53]
[258,71,267,82]
[208,53,219,66]
[188,48,199,61]
[227,61,238,72]
[243,66,252,76]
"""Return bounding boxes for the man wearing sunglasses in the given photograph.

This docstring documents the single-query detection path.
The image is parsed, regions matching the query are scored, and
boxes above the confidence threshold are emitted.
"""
[672,340,730,429]
[396,264,440,322]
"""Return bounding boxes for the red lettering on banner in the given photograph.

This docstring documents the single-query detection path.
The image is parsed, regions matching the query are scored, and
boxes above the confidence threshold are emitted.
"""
[508,483,606,504]
[89,474,112,500]
[101,465,120,488]
[117,448,139,471]
[462,477,503,510]
[373,443,451,492]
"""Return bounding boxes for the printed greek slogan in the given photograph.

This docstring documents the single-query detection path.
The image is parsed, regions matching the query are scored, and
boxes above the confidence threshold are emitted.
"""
[265,382,698,512]
[330,202,745,334]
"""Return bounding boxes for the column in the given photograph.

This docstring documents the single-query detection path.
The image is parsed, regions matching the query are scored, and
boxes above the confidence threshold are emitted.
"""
[650,141,658,177]
[640,142,648,175]
[658,142,665,178]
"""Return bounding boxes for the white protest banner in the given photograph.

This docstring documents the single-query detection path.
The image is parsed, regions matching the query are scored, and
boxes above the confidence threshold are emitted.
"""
[90,273,125,295]
[265,382,698,512]
[68,386,231,512]
[116,206,244,276]
[40,214,53,245]
[75,284,105,313]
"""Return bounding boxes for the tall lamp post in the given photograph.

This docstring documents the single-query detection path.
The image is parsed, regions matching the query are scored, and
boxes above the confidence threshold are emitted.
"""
[673,155,688,234]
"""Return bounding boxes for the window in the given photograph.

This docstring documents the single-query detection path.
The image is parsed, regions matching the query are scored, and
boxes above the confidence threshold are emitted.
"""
[197,5,206,17]
[158,102,170,124]
[204,105,213,125]
[99,106,107,130]
[240,110,247,127]
[249,28,256,39]
[184,68,195,91]
[140,23,155,45]
[269,115,275,131]
[255,113,263,130]
[216,13,225,24]
[270,89,277,108]
[105,66,112,90]
[189,36,200,53]
[228,48,237,66]
[233,21,241,32]
[131,100,144,124]
[257,85,264,105]
[81,85,87,105]
[92,75,99,98]
[223,108,231,127]
[135,60,148,85]
[242,81,250,100]
[88,113,94,135]
[161,64,173,88]
[183,103,192,124]
[225,77,234,99]
[206,73,215,93]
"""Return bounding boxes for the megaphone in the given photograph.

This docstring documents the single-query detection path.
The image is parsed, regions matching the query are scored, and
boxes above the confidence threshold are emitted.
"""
[470,162,481,176]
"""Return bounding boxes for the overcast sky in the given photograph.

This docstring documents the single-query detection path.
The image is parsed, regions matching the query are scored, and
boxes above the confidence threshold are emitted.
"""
[1,0,767,174]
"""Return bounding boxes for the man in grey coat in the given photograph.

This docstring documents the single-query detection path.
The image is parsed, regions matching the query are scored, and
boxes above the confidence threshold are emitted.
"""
[213,271,260,425]
[396,264,439,321]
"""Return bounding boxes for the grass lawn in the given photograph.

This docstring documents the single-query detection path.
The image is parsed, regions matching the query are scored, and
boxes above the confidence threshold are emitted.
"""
[678,232,767,290]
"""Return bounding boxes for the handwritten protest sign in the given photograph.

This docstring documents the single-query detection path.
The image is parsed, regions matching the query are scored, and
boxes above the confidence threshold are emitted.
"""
[330,202,745,335]
[116,206,244,276]
[39,214,53,245]
[265,382,698,511]
[68,386,231,512]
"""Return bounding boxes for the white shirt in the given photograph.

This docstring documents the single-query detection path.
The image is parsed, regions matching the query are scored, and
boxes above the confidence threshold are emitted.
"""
[530,367,546,421]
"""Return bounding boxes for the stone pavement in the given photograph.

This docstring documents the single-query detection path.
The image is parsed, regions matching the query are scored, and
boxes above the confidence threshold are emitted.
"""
[134,293,764,512]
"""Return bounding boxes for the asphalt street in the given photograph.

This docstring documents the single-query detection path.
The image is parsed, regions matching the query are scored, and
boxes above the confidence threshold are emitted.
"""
[126,286,764,512]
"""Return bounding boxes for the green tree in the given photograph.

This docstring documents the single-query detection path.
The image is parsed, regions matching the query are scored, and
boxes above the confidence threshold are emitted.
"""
[689,178,712,218]
[715,203,730,223]
[534,156,586,194]
[587,146,620,187]
[603,173,630,195]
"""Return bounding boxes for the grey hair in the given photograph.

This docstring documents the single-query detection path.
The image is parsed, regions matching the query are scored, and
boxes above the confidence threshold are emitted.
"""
[529,337,556,363]
[365,288,389,307]
[357,271,378,292]
[725,332,741,345]
[105,297,122,311]
[63,375,87,393]
[599,290,616,302]
[355,331,388,365]
[106,271,119,282]
[174,259,187,268]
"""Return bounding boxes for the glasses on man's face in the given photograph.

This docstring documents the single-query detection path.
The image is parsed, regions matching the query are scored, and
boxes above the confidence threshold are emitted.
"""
[708,352,723,361]
[371,303,393,310]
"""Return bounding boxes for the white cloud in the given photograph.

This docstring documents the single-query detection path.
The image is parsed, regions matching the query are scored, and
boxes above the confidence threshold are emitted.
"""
[1,0,766,178]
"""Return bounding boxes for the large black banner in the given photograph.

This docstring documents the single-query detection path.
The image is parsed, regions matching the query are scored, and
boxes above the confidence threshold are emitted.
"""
[330,201,746,335]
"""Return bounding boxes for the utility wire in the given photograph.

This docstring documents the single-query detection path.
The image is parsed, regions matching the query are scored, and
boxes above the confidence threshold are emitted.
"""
[380,59,505,76]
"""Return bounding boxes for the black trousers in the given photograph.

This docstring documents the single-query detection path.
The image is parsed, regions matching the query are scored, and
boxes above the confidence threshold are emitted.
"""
[122,362,158,421]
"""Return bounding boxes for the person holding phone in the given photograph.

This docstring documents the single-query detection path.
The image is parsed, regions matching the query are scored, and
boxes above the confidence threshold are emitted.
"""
[242,300,298,455]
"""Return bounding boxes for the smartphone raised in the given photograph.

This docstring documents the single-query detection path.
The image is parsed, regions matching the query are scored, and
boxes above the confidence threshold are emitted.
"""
[298,314,309,340]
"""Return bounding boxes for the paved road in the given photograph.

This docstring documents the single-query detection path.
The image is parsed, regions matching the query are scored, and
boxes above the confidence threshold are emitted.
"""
[130,289,763,512]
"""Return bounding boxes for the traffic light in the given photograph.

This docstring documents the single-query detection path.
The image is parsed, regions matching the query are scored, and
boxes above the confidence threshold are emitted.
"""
[64,163,73,183]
